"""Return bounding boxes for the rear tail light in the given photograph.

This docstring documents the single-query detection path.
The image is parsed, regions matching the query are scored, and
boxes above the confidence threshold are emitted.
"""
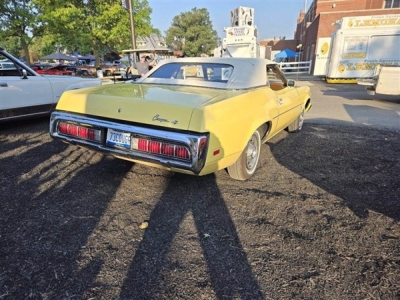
[57,122,101,142]
[132,137,190,160]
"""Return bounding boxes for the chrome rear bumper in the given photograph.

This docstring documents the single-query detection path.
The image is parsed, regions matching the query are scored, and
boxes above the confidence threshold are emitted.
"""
[49,112,209,174]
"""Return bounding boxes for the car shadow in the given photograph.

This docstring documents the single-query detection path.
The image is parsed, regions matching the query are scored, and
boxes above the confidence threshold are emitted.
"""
[268,123,399,221]
[119,173,265,299]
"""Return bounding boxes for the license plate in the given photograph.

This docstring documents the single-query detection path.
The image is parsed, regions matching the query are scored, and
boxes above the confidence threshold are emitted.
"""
[106,129,131,149]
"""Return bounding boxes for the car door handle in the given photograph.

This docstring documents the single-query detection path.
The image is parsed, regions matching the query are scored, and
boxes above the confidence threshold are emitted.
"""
[0,82,8,87]
[279,98,283,105]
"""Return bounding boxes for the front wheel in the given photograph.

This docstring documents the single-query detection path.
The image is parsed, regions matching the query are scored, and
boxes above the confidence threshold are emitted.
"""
[227,130,261,181]
[287,108,305,132]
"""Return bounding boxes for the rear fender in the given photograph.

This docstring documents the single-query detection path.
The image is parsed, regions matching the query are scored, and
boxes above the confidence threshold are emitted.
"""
[235,119,272,153]
[298,86,312,112]
[206,120,271,172]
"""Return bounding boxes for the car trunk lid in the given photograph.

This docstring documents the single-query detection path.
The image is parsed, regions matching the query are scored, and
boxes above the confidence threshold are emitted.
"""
[55,83,233,130]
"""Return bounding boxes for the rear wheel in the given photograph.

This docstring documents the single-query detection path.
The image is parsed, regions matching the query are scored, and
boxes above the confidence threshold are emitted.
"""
[105,70,111,77]
[287,108,305,132]
[227,130,261,180]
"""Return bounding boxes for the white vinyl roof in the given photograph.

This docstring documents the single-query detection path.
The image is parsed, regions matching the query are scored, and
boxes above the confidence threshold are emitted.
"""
[138,57,281,90]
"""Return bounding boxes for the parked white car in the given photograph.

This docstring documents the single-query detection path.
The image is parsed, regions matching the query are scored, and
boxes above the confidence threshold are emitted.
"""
[0,47,102,121]
[0,60,16,70]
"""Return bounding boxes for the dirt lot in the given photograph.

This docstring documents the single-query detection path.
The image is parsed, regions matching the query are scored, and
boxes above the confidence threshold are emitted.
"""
[0,118,399,300]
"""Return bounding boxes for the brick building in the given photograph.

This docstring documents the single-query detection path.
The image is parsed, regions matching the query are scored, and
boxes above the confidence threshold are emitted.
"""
[260,38,298,62]
[294,0,400,74]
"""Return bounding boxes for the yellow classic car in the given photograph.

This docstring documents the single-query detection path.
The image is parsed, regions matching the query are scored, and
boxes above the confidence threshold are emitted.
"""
[49,57,311,180]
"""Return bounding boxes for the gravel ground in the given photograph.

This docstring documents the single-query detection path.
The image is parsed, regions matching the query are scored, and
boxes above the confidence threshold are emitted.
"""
[0,117,399,300]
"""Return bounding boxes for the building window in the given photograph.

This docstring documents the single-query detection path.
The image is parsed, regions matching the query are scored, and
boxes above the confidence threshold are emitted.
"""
[385,0,400,8]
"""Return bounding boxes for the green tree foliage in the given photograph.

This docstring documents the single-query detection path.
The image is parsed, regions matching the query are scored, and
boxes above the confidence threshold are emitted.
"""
[165,7,218,57]
[1,0,156,64]
[0,37,21,57]
[34,0,154,65]
[0,0,44,63]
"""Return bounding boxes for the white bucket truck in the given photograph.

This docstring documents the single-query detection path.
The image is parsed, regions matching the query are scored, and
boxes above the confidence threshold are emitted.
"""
[218,7,266,58]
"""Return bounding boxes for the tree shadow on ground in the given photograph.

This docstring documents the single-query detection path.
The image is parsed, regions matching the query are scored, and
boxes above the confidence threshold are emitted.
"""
[0,120,132,298]
[269,123,400,221]
[120,174,265,300]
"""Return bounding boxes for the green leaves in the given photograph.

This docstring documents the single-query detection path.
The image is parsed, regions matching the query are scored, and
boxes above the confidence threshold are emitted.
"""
[165,7,219,57]
[1,0,155,63]
[0,1,219,62]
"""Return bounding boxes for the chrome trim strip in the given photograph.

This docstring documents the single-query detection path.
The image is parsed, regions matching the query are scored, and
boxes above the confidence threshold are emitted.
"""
[0,104,54,121]
[50,112,209,174]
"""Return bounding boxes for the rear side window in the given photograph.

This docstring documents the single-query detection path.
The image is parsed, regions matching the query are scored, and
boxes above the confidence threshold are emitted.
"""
[149,63,234,83]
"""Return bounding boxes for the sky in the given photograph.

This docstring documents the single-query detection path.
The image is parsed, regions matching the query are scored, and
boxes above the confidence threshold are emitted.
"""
[147,0,310,41]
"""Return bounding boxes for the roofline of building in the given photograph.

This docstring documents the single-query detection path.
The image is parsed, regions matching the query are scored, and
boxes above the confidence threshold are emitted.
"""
[319,9,400,15]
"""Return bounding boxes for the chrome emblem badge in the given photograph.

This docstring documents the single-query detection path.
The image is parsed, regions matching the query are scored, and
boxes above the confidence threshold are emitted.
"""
[152,114,178,125]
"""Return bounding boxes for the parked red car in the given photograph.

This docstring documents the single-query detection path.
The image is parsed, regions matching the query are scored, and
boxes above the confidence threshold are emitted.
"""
[30,63,52,71]
[35,65,76,76]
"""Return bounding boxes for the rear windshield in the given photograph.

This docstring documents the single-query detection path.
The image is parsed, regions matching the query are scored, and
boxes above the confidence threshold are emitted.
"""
[148,63,234,83]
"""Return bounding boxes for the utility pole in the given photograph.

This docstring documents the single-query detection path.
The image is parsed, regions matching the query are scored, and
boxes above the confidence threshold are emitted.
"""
[125,0,137,62]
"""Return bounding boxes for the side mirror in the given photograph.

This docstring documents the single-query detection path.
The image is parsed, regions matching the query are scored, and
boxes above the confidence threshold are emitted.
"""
[21,69,28,79]
[287,79,295,87]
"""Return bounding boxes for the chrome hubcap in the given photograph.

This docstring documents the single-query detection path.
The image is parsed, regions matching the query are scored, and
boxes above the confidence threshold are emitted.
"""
[298,110,304,129]
[246,135,259,170]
